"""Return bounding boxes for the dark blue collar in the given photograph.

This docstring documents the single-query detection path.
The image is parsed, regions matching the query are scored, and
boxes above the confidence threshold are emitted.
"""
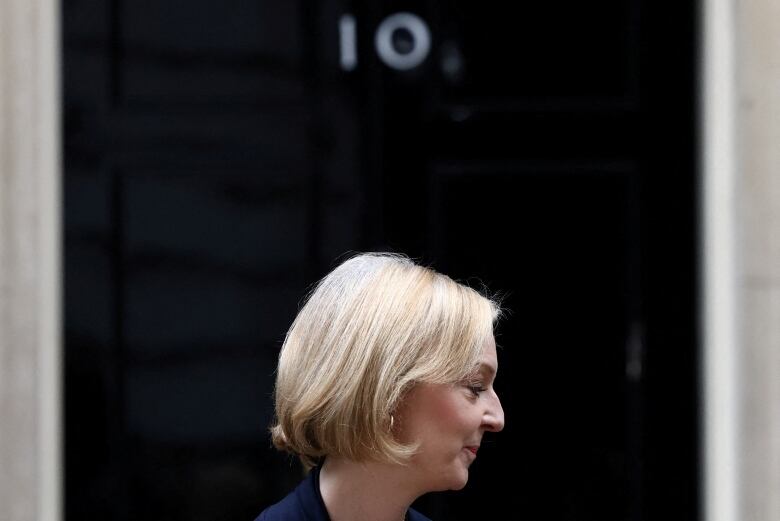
[292,465,330,521]
[297,465,431,521]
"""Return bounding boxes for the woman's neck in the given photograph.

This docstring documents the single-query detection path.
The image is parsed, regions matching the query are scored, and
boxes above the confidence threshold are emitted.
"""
[318,456,422,521]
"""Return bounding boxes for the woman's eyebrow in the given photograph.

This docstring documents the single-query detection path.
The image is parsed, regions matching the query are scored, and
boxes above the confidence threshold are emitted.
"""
[480,363,497,378]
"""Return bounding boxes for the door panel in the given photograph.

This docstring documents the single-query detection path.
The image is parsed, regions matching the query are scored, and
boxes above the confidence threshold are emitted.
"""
[436,0,637,103]
[119,0,304,105]
[424,166,638,520]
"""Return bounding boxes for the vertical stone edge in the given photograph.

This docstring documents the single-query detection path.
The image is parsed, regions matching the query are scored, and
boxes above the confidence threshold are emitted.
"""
[736,0,780,519]
[0,0,61,519]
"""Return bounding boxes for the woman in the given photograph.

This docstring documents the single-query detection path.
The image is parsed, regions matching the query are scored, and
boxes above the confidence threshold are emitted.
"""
[255,252,505,521]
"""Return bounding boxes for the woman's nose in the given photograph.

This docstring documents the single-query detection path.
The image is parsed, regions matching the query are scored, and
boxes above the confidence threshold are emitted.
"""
[483,391,505,432]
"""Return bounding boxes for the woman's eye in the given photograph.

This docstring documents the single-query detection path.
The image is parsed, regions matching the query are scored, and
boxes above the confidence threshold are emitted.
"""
[467,385,486,396]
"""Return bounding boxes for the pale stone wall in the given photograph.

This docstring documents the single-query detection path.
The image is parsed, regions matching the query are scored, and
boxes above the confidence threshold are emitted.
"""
[0,0,61,520]
[736,0,780,519]
[704,0,780,518]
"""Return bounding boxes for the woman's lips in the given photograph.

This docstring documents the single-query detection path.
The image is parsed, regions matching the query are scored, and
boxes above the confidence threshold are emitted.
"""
[465,446,479,455]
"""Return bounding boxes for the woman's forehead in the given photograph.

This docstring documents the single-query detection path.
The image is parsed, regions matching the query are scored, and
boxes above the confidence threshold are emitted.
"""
[480,335,498,365]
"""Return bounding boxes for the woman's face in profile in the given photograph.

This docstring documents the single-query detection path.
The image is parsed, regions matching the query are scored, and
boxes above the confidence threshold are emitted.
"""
[393,334,505,492]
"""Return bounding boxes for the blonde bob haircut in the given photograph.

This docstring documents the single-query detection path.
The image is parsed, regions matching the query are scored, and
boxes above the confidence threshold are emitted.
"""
[270,252,502,468]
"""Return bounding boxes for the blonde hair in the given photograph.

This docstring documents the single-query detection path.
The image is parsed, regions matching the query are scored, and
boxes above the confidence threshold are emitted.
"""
[269,252,501,468]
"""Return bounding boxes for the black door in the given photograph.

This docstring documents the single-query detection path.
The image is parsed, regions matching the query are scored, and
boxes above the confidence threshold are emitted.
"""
[64,1,698,520]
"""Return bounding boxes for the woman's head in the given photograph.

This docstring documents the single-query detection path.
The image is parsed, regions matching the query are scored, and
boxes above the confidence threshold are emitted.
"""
[270,252,502,468]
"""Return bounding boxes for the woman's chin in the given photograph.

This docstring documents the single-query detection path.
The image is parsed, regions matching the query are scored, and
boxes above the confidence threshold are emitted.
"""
[443,469,469,491]
[448,479,468,491]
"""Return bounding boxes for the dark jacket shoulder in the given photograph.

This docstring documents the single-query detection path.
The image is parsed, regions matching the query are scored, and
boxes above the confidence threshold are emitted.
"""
[253,467,432,521]
[254,468,325,521]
